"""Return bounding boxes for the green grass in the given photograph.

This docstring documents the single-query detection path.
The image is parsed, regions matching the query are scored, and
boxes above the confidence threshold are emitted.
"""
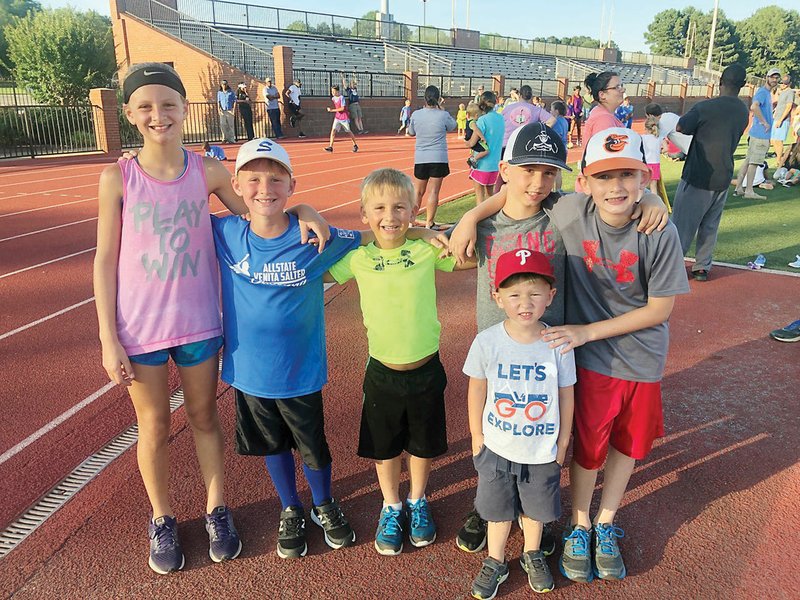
[440,140,800,272]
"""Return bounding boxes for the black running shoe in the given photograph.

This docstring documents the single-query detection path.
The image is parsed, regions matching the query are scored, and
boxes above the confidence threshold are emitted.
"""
[323,146,333,152]
[276,506,307,559]
[456,509,487,553]
[298,132,307,138]
[311,498,355,549]
[352,144,358,152]
[289,115,297,127]
[541,522,556,556]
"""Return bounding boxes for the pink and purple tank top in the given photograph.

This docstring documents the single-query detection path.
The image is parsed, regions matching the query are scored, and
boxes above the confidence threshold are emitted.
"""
[116,151,222,355]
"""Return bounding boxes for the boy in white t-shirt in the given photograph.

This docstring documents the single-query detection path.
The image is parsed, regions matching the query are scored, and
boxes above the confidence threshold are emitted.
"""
[464,249,575,598]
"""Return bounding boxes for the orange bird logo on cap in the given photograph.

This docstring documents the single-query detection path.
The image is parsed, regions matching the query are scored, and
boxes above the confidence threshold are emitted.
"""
[604,133,629,152]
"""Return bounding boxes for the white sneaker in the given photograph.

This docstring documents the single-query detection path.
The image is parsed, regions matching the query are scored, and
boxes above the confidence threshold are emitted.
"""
[789,255,800,268]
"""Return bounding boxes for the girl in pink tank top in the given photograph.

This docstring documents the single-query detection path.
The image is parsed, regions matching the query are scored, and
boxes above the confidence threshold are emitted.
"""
[93,63,251,574]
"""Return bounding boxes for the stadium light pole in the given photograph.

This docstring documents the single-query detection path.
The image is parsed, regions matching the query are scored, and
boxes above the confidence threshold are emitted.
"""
[452,0,457,30]
[706,0,719,71]
[421,0,426,27]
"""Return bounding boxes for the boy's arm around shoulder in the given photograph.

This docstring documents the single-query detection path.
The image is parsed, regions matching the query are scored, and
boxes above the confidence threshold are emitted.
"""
[94,164,134,386]
[448,187,507,263]
[542,297,676,355]
[204,157,247,215]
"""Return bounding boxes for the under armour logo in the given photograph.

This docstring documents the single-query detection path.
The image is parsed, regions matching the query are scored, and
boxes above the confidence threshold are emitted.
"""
[583,240,638,283]
[515,249,532,264]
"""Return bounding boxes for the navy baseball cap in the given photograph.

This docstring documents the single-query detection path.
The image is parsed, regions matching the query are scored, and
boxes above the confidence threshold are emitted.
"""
[502,122,572,171]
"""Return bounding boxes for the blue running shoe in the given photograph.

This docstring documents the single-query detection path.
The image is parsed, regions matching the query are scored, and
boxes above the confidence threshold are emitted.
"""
[406,497,436,547]
[559,524,593,583]
[770,319,800,342]
[374,506,404,556]
[148,515,185,575]
[593,523,626,580]
[205,506,242,563]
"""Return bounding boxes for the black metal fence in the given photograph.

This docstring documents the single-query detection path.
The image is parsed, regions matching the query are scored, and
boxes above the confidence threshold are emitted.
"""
[292,70,405,98]
[119,101,276,148]
[0,105,100,159]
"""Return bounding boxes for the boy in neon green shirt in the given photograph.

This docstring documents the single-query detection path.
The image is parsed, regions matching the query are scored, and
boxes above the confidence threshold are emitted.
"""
[328,168,475,556]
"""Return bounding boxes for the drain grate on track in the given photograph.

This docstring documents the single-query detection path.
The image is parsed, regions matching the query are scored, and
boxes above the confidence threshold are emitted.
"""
[0,390,186,559]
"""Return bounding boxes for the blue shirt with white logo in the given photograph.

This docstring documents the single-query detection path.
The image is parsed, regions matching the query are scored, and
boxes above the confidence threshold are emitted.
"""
[749,86,773,140]
[212,213,361,398]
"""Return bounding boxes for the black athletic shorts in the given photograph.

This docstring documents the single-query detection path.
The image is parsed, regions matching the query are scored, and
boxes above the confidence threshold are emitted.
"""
[358,354,448,460]
[287,101,301,115]
[234,389,332,469]
[414,162,450,180]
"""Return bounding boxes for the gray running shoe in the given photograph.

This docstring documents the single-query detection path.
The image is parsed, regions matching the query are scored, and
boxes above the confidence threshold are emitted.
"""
[593,523,626,580]
[205,505,242,562]
[276,506,307,559]
[521,549,555,593]
[559,524,593,583]
[148,515,185,575]
[471,556,509,600]
[311,498,355,549]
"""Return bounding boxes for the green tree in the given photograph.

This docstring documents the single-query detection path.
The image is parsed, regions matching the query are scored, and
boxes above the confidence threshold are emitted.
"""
[736,6,800,76]
[0,0,41,77]
[645,7,741,67]
[6,8,116,104]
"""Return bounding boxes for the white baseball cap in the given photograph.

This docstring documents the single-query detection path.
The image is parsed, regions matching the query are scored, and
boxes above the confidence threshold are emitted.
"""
[580,127,648,176]
[766,68,781,77]
[235,138,293,175]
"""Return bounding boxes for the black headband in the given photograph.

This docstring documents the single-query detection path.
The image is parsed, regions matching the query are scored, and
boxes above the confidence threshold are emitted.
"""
[123,67,186,103]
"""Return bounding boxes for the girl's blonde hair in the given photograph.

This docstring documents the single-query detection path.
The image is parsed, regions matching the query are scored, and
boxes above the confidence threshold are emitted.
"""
[360,168,415,208]
[644,115,659,136]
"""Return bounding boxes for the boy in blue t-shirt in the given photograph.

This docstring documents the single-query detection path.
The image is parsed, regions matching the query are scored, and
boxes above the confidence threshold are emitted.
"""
[549,101,569,194]
[212,138,362,559]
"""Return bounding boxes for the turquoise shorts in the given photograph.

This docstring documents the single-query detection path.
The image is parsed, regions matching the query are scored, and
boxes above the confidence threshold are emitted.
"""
[129,336,223,367]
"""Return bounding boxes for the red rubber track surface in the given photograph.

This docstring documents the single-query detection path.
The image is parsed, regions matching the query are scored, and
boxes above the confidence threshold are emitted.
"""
[1,133,798,599]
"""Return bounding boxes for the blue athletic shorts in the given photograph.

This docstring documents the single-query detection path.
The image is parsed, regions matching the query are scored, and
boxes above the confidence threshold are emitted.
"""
[128,336,223,367]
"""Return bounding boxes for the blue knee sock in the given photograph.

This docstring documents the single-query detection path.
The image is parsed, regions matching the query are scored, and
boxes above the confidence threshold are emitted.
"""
[264,451,301,510]
[302,463,332,507]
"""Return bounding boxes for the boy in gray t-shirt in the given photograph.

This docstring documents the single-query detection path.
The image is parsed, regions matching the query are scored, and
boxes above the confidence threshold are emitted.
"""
[464,249,575,597]
[450,123,670,560]
[541,128,689,583]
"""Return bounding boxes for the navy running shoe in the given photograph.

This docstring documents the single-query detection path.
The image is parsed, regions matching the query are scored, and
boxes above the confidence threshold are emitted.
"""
[148,515,185,575]
[406,497,436,547]
[593,523,626,580]
[205,506,242,562]
[374,505,404,556]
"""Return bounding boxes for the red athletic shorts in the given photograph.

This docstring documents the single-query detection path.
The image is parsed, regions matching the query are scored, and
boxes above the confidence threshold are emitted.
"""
[573,367,664,470]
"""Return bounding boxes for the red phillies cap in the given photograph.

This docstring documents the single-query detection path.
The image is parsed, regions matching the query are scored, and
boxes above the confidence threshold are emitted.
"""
[494,249,555,289]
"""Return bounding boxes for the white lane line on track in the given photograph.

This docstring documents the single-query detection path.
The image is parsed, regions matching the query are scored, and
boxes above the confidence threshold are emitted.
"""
[0,247,95,280]
[0,198,95,218]
[0,297,94,342]
[0,381,116,466]
[0,217,96,243]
